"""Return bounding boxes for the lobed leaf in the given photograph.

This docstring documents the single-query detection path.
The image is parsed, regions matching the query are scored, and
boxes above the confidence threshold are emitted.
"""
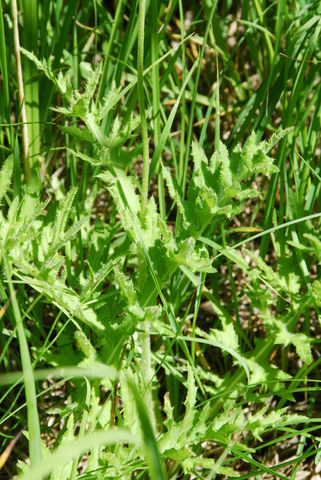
[0,155,13,204]
[164,132,281,238]
[52,187,78,246]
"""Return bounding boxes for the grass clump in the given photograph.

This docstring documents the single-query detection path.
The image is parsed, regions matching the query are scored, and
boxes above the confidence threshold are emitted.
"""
[1,1,321,479]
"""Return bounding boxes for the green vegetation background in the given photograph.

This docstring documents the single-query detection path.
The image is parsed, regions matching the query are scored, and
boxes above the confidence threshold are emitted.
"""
[1,1,321,479]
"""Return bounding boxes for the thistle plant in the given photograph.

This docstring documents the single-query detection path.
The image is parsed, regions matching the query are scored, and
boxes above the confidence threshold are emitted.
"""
[1,2,321,479]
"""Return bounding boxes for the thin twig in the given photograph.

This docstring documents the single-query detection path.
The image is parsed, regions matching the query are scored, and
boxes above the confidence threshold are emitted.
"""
[11,0,30,184]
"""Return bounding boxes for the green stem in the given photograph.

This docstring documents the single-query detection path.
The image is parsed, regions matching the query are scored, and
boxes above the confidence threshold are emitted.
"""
[137,0,150,225]
[151,0,165,220]
[137,0,154,430]
[70,378,90,480]
[178,0,186,189]
[214,44,220,150]
[181,0,218,196]
[141,320,155,430]
[97,0,124,102]
[3,256,42,467]
[191,272,205,363]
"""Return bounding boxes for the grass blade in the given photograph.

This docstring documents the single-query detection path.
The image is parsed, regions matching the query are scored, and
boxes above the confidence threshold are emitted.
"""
[17,429,137,480]
[129,380,167,480]
[3,256,42,467]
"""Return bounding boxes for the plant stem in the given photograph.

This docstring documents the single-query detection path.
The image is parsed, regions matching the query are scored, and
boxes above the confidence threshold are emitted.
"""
[214,44,220,150]
[137,0,149,225]
[141,320,155,430]
[151,0,165,220]
[178,0,186,189]
[97,0,124,102]
[11,0,31,184]
[70,378,90,480]
[181,0,218,197]
[137,0,155,431]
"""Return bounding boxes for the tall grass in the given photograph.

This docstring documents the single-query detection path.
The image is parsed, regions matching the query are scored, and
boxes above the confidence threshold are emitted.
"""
[1,1,321,479]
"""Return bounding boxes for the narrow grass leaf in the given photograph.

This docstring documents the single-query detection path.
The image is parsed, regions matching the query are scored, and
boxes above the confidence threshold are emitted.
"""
[149,58,199,181]
[17,430,137,480]
[3,256,42,466]
[0,365,117,387]
[128,380,166,480]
